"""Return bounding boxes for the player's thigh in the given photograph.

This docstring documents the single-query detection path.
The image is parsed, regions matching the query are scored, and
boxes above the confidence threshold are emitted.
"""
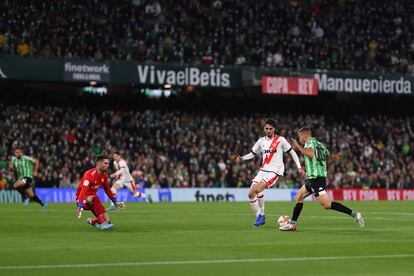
[257,180,268,192]
[92,196,106,216]
[305,177,327,197]
[251,171,279,189]
[13,179,25,188]
[117,179,136,193]
[296,185,311,203]
[85,195,96,203]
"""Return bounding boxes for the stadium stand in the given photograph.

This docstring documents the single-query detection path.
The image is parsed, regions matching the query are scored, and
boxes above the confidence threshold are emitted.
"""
[1,102,413,189]
[0,0,413,73]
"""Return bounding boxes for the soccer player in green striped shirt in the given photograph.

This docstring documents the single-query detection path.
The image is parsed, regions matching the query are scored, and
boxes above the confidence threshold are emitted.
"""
[280,127,364,231]
[9,145,47,208]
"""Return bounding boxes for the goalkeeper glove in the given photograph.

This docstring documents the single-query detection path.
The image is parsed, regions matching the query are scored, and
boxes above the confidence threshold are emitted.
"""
[76,202,83,218]
[116,202,126,211]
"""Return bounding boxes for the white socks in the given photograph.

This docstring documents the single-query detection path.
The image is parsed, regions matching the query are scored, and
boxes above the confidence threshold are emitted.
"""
[249,198,261,217]
[257,193,265,215]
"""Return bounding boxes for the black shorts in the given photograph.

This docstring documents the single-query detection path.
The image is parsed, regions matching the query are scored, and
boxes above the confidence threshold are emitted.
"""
[305,177,327,197]
[21,177,33,189]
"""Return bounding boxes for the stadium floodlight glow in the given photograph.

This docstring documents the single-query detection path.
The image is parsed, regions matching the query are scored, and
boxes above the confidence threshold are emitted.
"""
[164,83,172,89]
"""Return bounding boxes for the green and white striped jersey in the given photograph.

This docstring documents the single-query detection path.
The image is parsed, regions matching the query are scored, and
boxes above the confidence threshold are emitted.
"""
[303,137,329,179]
[11,155,36,179]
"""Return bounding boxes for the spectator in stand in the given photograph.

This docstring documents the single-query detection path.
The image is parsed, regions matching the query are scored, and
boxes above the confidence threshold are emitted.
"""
[0,171,9,189]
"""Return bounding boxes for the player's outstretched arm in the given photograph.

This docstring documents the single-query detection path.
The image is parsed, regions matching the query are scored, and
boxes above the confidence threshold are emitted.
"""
[288,149,306,177]
[110,166,127,179]
[236,152,256,163]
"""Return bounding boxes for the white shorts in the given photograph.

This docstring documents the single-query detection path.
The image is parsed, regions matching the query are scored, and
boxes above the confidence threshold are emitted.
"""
[251,170,280,188]
[114,179,136,193]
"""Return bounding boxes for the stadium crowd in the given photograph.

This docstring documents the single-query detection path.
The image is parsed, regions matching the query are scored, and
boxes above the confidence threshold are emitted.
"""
[1,103,413,190]
[0,0,413,73]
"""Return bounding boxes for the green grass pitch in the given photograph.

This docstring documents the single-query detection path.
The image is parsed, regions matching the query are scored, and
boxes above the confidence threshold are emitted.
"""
[1,201,414,275]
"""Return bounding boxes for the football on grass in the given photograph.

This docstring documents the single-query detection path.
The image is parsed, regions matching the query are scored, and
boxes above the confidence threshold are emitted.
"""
[277,215,290,227]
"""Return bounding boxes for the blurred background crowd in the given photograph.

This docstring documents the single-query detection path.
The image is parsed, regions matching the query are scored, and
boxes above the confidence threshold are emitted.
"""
[1,103,413,190]
[1,0,413,73]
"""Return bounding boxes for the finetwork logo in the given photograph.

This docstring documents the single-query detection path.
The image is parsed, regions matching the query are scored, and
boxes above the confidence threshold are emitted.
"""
[64,62,110,74]
[0,66,8,78]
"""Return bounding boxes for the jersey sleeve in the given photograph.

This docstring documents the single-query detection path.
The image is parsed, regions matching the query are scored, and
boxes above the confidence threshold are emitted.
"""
[77,173,93,203]
[251,138,261,155]
[281,137,293,152]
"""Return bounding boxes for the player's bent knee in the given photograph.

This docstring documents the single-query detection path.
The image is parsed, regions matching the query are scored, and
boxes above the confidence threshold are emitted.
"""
[85,197,94,204]
[248,184,257,199]
[322,202,331,209]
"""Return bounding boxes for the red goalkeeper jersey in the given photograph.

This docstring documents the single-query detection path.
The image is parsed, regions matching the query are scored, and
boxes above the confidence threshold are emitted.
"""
[76,168,114,203]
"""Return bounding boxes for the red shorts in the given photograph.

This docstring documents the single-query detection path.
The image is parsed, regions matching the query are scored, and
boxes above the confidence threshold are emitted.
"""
[77,195,106,216]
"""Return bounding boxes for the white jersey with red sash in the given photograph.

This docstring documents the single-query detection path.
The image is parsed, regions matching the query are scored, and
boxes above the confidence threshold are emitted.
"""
[251,135,292,187]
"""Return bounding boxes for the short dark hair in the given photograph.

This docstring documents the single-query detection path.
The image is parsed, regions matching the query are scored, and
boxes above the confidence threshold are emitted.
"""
[264,118,276,128]
[113,150,121,155]
[298,127,312,135]
[95,154,109,162]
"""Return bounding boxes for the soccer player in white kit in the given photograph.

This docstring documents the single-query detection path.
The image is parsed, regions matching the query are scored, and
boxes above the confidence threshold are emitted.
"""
[107,152,152,211]
[236,118,305,227]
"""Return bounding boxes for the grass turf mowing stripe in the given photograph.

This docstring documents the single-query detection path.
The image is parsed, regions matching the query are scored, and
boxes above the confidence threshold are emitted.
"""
[1,254,413,270]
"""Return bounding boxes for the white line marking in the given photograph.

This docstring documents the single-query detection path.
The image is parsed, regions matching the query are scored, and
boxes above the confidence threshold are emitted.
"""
[0,254,413,270]
[372,212,414,216]
[307,215,400,221]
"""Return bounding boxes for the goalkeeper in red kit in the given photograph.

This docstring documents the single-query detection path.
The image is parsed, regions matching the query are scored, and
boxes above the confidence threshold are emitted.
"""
[76,154,126,230]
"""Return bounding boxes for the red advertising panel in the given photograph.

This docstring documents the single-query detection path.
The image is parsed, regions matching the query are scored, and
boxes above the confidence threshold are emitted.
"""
[328,189,414,201]
[262,76,318,96]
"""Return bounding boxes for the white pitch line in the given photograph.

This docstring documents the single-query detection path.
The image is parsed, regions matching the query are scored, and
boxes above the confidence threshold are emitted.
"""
[372,212,414,216]
[0,254,413,270]
[306,215,402,221]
